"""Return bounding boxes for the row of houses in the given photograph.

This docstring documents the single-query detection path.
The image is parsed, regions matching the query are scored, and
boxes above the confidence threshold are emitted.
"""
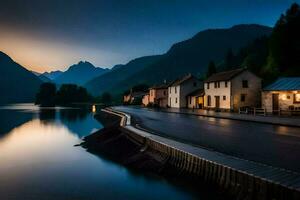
[124,68,300,114]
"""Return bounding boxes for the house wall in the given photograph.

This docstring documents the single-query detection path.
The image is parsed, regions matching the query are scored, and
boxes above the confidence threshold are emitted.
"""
[204,81,231,109]
[149,89,155,103]
[262,91,300,113]
[231,71,262,111]
[123,94,131,103]
[179,78,202,108]
[168,86,181,108]
[142,94,150,106]
[150,88,168,107]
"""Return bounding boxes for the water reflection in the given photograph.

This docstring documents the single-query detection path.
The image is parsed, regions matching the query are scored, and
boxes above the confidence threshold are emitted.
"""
[0,104,196,200]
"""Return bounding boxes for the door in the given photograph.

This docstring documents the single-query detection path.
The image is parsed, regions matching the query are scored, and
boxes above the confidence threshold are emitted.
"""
[215,96,220,109]
[272,94,279,113]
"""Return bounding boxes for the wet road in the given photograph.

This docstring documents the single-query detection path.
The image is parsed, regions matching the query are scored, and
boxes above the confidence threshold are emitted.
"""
[114,106,300,173]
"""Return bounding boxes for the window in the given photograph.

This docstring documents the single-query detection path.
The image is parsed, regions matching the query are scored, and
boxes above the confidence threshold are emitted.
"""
[169,87,171,94]
[241,94,246,102]
[217,82,220,88]
[242,80,248,88]
[225,81,228,88]
[193,82,197,87]
[294,93,300,103]
[175,98,178,103]
[207,95,211,106]
[169,98,171,105]
[223,96,226,100]
[163,91,166,96]
[207,83,210,89]
[175,87,177,94]
[214,82,217,88]
[189,97,192,104]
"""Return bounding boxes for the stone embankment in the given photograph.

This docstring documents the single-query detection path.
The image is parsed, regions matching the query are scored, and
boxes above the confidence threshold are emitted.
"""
[82,109,300,200]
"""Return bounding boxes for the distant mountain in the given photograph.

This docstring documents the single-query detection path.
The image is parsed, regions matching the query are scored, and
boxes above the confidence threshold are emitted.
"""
[43,70,63,80]
[86,24,272,96]
[31,71,41,76]
[85,55,162,96]
[54,61,109,86]
[0,51,42,103]
[38,74,52,82]
[31,70,52,82]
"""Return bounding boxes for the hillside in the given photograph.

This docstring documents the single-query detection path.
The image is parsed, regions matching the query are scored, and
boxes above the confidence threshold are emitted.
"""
[0,51,42,103]
[85,55,162,96]
[86,24,272,96]
[54,61,109,86]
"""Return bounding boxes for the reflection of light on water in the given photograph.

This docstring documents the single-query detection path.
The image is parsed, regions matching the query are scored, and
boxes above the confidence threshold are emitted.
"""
[92,105,96,113]
[0,119,82,174]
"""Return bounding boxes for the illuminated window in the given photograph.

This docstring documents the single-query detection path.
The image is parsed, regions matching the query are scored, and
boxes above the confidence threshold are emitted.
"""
[294,93,300,103]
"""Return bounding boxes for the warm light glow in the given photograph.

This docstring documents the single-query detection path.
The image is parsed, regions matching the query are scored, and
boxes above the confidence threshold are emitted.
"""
[281,94,287,100]
[92,105,96,113]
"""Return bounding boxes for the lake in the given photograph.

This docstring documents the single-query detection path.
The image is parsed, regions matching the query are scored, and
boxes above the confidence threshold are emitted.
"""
[0,104,218,200]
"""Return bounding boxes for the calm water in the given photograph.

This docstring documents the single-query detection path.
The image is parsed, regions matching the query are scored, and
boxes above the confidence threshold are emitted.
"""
[0,104,202,200]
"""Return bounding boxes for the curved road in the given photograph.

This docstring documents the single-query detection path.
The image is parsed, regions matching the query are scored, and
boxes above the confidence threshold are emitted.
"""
[114,106,300,173]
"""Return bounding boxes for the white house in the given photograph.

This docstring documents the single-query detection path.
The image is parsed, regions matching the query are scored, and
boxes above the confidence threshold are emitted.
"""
[168,74,202,108]
[262,78,300,114]
[204,68,261,111]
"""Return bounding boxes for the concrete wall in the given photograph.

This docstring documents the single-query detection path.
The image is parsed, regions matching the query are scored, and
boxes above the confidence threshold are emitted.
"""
[231,70,262,111]
[204,81,231,109]
[122,127,300,200]
[262,91,300,113]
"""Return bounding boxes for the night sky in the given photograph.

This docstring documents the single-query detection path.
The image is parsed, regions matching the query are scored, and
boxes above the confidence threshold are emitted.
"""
[0,0,298,72]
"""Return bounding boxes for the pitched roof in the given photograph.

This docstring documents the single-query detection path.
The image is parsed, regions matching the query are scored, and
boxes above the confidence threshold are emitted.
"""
[150,83,170,90]
[263,78,300,91]
[204,68,246,82]
[187,89,204,97]
[170,74,197,86]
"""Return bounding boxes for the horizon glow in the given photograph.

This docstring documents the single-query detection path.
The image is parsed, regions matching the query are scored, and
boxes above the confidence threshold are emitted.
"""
[0,0,298,73]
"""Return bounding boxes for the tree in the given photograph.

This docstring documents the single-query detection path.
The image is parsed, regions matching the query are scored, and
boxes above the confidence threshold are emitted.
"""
[56,84,91,105]
[35,83,56,107]
[224,48,235,70]
[100,92,112,105]
[267,3,300,76]
[206,61,217,77]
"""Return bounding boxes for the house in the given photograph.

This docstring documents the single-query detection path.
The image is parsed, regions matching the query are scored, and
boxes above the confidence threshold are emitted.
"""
[204,68,261,111]
[149,83,169,107]
[187,89,205,109]
[123,91,147,105]
[262,78,300,113]
[168,74,202,108]
[142,94,150,106]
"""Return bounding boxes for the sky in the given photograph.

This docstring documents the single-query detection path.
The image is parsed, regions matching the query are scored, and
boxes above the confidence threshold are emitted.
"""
[0,0,299,73]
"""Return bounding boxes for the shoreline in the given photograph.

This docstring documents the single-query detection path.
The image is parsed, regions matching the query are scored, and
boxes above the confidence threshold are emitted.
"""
[81,111,230,199]
[82,109,300,200]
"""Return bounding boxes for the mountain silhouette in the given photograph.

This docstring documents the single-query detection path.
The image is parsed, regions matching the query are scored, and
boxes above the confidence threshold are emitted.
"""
[54,61,108,86]
[43,70,63,80]
[86,24,272,96]
[0,51,42,103]
[85,55,162,96]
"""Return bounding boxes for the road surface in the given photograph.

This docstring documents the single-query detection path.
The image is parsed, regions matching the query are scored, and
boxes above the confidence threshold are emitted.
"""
[114,106,300,173]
